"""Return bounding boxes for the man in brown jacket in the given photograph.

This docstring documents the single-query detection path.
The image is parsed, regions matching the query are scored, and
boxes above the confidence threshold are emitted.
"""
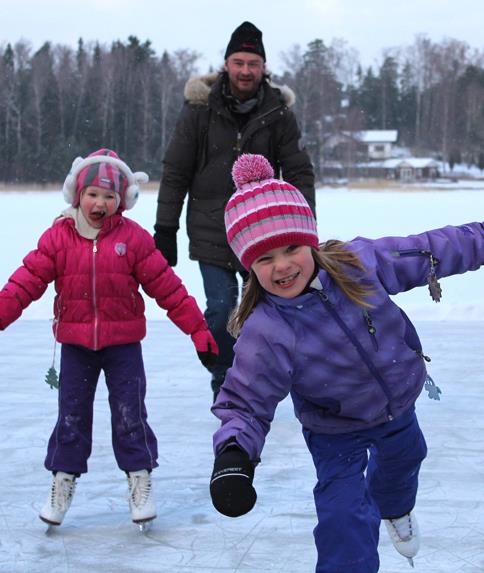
[154,21,315,401]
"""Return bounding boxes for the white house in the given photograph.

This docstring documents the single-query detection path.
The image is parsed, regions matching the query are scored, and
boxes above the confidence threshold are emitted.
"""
[356,130,398,160]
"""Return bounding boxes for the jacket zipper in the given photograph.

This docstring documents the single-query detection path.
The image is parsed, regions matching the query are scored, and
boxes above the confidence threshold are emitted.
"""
[392,248,442,301]
[236,131,242,155]
[392,248,439,265]
[238,105,284,151]
[316,290,394,420]
[92,240,98,350]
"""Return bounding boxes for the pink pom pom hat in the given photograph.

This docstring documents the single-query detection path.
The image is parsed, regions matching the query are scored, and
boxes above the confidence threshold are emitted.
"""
[225,154,319,270]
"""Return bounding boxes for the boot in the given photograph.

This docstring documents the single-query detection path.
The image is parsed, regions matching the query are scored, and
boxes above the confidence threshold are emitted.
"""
[127,470,156,523]
[384,511,420,564]
[39,471,77,526]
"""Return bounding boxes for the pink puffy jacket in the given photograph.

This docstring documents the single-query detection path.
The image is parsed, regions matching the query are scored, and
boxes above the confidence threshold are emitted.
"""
[0,214,209,350]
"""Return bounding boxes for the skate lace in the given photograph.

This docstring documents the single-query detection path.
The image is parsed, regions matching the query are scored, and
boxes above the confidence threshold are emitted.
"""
[388,513,414,541]
[50,476,76,511]
[128,474,152,508]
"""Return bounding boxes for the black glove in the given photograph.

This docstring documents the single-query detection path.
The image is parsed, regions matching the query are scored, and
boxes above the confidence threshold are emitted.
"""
[154,225,178,266]
[210,446,256,517]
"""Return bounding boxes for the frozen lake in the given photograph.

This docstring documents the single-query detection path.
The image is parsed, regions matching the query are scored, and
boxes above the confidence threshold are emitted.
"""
[1,185,484,320]
[0,320,483,573]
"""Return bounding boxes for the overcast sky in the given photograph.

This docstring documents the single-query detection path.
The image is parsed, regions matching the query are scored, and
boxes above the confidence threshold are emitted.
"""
[1,0,483,74]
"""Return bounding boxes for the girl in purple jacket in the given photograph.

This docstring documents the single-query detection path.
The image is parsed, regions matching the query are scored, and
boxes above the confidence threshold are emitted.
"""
[209,153,484,573]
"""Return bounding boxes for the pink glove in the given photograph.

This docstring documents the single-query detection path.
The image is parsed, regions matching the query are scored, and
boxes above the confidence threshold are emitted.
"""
[191,329,219,368]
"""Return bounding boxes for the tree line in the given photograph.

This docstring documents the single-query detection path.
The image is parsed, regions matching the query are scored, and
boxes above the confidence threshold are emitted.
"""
[0,34,483,184]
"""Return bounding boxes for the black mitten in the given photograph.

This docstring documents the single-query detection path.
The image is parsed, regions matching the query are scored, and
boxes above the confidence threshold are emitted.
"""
[210,446,256,517]
[154,225,178,266]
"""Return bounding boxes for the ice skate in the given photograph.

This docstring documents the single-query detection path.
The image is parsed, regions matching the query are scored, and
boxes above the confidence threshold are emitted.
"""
[127,469,156,527]
[39,471,77,526]
[384,511,420,567]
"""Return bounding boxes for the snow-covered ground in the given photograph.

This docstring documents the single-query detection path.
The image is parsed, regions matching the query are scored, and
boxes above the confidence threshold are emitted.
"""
[0,187,483,572]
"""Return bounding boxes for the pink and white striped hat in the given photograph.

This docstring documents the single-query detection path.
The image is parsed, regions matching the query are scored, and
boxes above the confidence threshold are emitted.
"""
[225,154,318,270]
[62,148,149,211]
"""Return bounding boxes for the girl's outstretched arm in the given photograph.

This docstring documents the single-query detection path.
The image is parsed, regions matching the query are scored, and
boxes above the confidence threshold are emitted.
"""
[0,227,57,330]
[354,222,484,295]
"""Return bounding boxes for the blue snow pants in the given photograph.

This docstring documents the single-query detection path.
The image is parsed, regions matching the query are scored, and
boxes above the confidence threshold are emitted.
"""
[45,342,158,474]
[303,407,427,573]
[199,262,248,393]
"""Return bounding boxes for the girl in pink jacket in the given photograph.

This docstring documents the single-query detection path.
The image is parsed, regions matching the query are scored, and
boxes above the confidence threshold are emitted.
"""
[0,149,218,529]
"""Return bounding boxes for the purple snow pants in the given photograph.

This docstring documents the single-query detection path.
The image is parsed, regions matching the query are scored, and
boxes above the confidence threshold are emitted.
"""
[45,343,158,474]
[303,406,427,573]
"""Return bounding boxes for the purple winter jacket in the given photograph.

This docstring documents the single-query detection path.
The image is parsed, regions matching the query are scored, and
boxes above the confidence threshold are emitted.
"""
[212,222,484,462]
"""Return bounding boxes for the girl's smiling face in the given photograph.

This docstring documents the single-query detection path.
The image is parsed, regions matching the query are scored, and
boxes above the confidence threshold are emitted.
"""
[251,244,315,298]
[80,185,118,228]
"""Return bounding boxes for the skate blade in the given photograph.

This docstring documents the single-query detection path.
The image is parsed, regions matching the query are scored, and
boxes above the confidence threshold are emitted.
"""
[133,516,156,533]
[407,557,415,568]
[39,515,61,533]
[137,520,153,533]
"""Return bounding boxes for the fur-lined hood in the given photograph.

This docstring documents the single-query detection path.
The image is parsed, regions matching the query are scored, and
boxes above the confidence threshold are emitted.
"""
[183,72,296,108]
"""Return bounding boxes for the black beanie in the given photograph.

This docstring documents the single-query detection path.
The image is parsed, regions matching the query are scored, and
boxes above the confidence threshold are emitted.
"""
[224,21,266,62]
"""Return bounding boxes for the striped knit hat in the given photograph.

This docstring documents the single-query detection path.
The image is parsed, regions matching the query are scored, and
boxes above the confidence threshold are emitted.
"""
[62,149,149,211]
[225,154,318,270]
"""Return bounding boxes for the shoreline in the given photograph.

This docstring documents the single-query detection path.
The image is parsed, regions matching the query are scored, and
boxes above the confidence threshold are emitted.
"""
[1,179,483,193]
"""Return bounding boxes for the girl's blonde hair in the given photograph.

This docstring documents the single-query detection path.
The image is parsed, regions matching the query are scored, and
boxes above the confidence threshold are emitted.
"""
[228,240,372,337]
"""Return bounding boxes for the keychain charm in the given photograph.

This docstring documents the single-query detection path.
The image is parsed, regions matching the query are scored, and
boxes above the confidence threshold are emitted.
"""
[426,254,442,302]
[424,374,442,400]
[45,366,59,389]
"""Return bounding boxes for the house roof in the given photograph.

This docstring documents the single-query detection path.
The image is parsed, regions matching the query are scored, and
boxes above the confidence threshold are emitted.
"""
[356,130,398,143]
[362,158,440,169]
[381,158,439,168]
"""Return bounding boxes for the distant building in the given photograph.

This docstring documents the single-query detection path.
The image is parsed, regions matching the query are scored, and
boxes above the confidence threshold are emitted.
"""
[321,157,440,182]
[356,130,398,160]
[320,129,441,182]
[323,130,398,162]
[380,158,440,181]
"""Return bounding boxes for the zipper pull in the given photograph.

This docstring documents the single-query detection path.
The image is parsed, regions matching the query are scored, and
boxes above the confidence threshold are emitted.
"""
[319,290,329,302]
[363,310,378,350]
[417,350,431,362]
[363,310,376,335]
[93,240,97,253]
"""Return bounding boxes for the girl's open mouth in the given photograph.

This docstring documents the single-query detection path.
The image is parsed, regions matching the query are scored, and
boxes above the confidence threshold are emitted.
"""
[275,272,299,286]
[90,211,106,221]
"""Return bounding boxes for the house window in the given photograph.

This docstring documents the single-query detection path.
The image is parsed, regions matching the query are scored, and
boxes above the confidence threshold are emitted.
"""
[374,145,385,152]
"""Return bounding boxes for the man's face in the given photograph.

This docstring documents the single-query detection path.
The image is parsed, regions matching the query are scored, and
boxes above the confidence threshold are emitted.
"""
[224,52,265,100]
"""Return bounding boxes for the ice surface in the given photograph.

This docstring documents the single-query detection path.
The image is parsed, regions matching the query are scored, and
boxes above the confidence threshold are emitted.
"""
[0,320,483,572]
[0,187,483,572]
